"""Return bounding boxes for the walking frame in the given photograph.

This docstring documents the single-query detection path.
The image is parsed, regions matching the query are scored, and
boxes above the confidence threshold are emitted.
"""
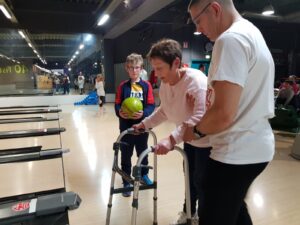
[106,128,191,225]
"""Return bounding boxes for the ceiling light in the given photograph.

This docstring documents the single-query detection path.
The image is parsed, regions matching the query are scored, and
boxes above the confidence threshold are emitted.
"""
[33,50,37,54]
[205,54,211,59]
[28,43,32,48]
[194,31,201,35]
[18,30,25,39]
[0,5,12,19]
[79,44,84,50]
[68,68,71,71]
[85,34,92,42]
[75,51,79,55]
[97,14,109,26]
[262,4,275,15]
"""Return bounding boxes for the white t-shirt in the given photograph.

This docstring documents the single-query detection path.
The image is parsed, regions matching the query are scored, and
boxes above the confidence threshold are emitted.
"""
[95,81,105,96]
[207,18,275,164]
[143,68,210,148]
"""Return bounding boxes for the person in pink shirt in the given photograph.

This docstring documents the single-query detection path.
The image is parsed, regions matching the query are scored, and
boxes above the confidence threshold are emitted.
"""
[133,39,211,225]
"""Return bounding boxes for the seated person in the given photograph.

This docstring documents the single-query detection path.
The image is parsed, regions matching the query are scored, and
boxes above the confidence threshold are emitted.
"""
[277,78,300,110]
[277,80,295,107]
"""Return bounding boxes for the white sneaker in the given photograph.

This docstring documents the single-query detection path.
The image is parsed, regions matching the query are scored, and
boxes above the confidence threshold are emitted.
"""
[170,211,198,225]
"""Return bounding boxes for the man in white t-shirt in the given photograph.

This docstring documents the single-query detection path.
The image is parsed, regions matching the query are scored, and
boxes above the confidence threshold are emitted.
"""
[183,0,275,225]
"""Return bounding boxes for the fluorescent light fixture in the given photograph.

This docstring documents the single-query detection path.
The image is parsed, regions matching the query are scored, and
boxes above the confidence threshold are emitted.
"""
[262,4,275,15]
[18,30,25,39]
[85,34,92,42]
[97,14,109,26]
[75,51,79,55]
[33,50,37,54]
[194,31,201,35]
[205,54,211,59]
[28,43,32,48]
[79,44,84,49]
[0,5,12,19]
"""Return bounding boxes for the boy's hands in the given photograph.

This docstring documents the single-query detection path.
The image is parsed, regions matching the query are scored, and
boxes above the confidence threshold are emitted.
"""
[119,109,143,120]
[131,110,143,120]
[119,109,129,119]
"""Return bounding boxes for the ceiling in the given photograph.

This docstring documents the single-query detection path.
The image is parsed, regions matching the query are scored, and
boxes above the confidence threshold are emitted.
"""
[0,0,299,70]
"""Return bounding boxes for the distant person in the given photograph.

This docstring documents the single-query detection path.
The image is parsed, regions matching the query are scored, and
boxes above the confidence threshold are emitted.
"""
[140,68,148,80]
[63,75,70,94]
[95,74,106,110]
[198,64,206,74]
[54,76,60,94]
[78,73,85,95]
[149,70,158,89]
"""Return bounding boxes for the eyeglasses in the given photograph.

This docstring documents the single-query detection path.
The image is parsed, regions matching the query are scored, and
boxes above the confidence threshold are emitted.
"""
[191,2,212,25]
[128,66,141,71]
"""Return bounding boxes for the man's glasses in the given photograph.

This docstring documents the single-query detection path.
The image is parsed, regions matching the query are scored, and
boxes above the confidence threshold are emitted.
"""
[192,2,212,25]
[128,66,141,71]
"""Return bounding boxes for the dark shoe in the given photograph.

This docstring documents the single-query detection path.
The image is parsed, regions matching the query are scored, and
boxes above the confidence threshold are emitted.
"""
[122,183,132,197]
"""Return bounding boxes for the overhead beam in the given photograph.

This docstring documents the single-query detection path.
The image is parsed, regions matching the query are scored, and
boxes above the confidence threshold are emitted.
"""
[104,0,175,39]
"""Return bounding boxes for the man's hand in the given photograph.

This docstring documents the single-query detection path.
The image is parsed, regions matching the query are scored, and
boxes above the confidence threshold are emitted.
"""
[119,109,129,119]
[154,136,175,155]
[183,123,196,142]
[131,110,144,120]
[186,93,195,109]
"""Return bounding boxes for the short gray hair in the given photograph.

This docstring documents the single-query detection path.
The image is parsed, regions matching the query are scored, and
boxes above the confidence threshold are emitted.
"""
[188,0,202,10]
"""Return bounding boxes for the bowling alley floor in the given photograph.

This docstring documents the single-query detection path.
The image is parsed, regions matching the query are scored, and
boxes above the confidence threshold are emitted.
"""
[0,103,299,225]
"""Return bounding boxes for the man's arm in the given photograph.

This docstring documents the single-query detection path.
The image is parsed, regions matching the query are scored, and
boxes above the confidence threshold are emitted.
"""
[197,80,242,134]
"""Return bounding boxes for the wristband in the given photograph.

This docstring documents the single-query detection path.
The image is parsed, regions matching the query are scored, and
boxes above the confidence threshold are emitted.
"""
[193,126,206,139]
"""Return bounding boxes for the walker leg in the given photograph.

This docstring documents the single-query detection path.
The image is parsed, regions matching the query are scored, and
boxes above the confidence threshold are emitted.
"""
[131,180,140,225]
[153,153,158,225]
[105,165,117,225]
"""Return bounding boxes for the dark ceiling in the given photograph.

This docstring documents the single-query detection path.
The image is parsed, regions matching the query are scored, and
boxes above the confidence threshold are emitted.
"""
[0,0,299,70]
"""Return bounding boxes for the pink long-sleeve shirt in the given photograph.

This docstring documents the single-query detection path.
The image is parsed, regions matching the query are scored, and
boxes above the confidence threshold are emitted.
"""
[142,68,210,148]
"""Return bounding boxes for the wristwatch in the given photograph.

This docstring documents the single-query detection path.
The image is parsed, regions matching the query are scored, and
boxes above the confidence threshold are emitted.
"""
[193,126,206,139]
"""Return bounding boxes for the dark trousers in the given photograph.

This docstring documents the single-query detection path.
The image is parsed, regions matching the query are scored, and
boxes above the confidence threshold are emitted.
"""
[120,132,149,185]
[199,159,268,225]
[183,143,211,215]
[99,96,105,107]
